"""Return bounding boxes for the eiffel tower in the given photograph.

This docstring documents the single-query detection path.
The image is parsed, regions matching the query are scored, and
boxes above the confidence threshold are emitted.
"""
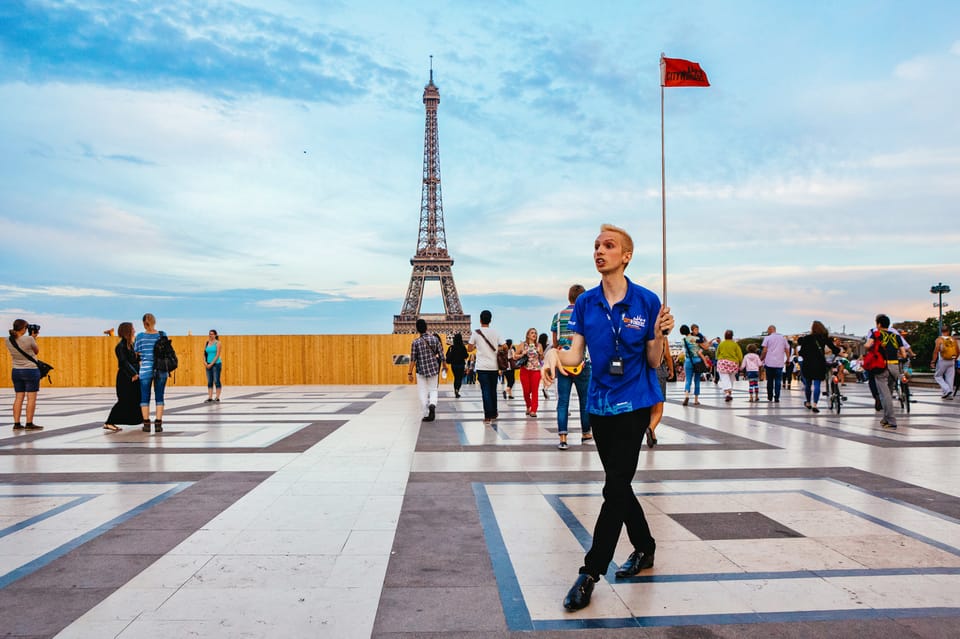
[393,63,470,339]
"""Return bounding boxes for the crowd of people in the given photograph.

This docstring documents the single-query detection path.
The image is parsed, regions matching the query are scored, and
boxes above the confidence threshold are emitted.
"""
[6,314,225,433]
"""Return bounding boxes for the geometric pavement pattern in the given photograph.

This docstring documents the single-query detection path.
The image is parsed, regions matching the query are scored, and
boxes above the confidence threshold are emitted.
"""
[0,379,957,637]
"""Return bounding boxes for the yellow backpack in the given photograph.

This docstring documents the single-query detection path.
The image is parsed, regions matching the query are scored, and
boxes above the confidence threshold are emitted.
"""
[941,336,958,360]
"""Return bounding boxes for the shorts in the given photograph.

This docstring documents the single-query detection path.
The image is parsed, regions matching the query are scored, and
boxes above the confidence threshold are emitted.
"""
[12,368,41,393]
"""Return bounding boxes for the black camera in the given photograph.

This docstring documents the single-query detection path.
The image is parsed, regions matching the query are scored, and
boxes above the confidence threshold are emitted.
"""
[27,324,40,336]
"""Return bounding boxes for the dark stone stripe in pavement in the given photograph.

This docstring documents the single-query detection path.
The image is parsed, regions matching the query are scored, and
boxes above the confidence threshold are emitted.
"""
[0,470,271,639]
[0,420,346,455]
[747,415,960,448]
[415,414,778,453]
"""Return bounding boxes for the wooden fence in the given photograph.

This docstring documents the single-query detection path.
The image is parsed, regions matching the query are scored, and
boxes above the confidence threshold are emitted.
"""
[0,334,440,387]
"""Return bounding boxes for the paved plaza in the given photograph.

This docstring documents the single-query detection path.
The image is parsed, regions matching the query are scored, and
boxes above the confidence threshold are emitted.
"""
[0,379,959,638]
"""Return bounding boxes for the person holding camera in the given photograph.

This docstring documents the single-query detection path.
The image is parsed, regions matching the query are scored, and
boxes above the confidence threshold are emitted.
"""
[6,319,43,430]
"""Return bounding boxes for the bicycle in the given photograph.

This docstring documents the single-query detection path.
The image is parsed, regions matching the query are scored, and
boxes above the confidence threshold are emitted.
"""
[828,371,843,414]
[897,364,911,414]
[825,360,847,415]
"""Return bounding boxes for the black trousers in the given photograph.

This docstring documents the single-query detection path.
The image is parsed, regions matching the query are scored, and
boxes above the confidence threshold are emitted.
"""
[581,407,655,579]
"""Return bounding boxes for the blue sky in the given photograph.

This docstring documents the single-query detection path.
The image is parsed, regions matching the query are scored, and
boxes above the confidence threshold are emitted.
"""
[1,0,957,342]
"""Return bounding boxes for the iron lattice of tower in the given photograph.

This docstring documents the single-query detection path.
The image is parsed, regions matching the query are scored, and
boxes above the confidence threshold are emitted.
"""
[393,66,471,339]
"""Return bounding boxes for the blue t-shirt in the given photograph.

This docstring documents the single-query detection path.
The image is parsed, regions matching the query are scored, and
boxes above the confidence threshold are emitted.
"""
[568,277,662,415]
[134,332,162,375]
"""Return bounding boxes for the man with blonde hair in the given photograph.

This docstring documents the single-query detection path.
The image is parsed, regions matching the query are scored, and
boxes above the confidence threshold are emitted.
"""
[543,223,674,612]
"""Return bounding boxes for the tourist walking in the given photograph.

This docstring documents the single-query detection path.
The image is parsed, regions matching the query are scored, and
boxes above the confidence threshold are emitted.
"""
[648,338,675,446]
[445,333,469,398]
[538,332,552,400]
[103,322,141,431]
[517,328,544,417]
[134,313,168,433]
[741,344,763,402]
[931,325,957,399]
[715,330,743,402]
[865,314,906,429]
[468,310,504,424]
[407,319,445,422]
[501,339,517,399]
[541,223,674,612]
[679,324,708,405]
[6,319,43,431]
[760,325,790,402]
[204,329,223,402]
[550,284,592,450]
[797,321,840,414]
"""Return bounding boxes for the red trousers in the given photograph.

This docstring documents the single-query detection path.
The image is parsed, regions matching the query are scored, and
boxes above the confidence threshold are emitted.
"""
[519,367,541,413]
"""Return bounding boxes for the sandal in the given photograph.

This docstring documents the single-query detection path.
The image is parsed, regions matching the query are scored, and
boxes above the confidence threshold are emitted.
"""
[103,424,121,432]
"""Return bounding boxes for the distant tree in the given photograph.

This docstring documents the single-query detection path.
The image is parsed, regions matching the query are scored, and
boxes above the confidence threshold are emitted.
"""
[894,310,960,371]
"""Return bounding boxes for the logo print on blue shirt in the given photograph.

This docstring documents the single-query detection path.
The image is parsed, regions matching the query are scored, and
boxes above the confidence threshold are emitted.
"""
[622,315,647,330]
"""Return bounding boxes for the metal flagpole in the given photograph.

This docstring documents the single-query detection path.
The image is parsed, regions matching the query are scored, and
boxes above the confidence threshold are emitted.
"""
[659,53,669,336]
[660,53,667,306]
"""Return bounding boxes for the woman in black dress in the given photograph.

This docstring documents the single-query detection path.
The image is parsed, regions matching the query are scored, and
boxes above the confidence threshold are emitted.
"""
[797,320,840,414]
[445,333,469,398]
[103,322,141,432]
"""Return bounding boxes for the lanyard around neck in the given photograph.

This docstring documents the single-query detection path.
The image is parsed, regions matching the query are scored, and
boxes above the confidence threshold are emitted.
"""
[604,306,622,355]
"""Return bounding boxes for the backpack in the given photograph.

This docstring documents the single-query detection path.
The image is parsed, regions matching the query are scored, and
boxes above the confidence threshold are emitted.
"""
[861,330,888,372]
[153,332,179,373]
[942,336,958,360]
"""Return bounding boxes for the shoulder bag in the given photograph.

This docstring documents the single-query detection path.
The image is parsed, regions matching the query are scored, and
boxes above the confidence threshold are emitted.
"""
[8,336,54,383]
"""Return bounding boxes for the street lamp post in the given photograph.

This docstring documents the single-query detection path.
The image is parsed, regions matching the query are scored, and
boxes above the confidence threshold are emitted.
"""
[930,282,951,332]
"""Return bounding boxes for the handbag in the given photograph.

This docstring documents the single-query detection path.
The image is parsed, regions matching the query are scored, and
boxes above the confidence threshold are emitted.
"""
[684,338,707,375]
[8,336,54,383]
[513,354,529,369]
[692,358,708,375]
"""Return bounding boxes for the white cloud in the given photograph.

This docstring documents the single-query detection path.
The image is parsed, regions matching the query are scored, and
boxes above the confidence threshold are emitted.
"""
[0,285,118,299]
[254,298,316,310]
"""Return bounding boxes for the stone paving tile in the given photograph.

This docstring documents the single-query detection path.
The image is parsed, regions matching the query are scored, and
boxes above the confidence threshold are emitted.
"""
[0,384,958,638]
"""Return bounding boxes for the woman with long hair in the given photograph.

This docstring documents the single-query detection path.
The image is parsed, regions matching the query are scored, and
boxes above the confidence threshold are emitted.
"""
[797,320,840,414]
[204,329,223,402]
[103,322,141,431]
[6,319,43,430]
[445,333,469,398]
[517,327,544,417]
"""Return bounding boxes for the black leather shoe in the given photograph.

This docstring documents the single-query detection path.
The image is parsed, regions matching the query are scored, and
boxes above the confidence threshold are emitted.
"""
[563,574,595,611]
[615,550,655,578]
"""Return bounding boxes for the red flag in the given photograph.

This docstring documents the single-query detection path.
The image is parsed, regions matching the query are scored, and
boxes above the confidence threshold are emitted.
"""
[661,57,710,87]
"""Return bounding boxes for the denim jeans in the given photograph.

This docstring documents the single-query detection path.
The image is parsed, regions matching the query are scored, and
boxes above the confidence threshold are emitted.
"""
[765,366,783,400]
[803,377,822,404]
[205,362,222,389]
[139,370,169,407]
[557,362,591,435]
[683,359,701,395]
[477,370,499,419]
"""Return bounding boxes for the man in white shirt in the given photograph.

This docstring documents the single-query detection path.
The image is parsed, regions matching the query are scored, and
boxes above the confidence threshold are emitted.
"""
[467,310,504,424]
[760,325,790,403]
